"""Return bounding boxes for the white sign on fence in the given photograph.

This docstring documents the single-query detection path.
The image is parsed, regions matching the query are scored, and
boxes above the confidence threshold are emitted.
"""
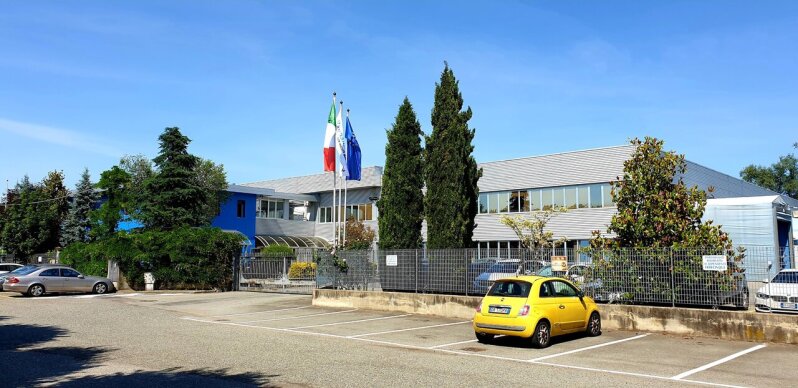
[551,256,568,272]
[386,254,398,267]
[702,255,728,271]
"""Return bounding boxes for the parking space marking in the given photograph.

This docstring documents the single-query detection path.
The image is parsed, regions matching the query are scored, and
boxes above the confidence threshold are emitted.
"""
[427,339,478,349]
[529,334,650,362]
[286,314,413,330]
[181,317,744,388]
[347,321,471,338]
[239,309,358,323]
[208,305,312,318]
[671,344,767,380]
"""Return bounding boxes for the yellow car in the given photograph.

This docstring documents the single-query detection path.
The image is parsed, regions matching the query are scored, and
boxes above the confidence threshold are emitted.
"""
[473,275,601,348]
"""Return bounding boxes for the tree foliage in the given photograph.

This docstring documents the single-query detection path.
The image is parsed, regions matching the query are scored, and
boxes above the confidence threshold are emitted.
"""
[343,217,376,250]
[740,146,798,198]
[90,166,131,240]
[378,97,425,249]
[195,158,230,223]
[119,154,155,212]
[140,127,210,230]
[61,168,98,246]
[1,173,69,258]
[424,63,482,249]
[500,207,567,250]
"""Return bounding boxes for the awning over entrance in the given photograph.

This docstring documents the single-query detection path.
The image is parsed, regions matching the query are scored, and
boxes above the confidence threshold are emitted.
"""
[254,235,331,249]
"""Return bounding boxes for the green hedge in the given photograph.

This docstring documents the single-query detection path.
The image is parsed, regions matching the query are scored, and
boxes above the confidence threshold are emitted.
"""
[61,227,244,291]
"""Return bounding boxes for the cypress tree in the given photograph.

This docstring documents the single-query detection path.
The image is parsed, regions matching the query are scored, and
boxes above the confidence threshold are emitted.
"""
[141,127,208,230]
[377,98,425,249]
[61,168,98,246]
[424,63,482,249]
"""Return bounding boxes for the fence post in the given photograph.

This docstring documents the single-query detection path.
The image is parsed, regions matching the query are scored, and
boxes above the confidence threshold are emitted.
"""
[415,250,418,294]
[464,249,469,295]
[670,249,675,308]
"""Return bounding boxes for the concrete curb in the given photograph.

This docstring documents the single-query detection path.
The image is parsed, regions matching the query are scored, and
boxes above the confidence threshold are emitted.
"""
[313,289,798,344]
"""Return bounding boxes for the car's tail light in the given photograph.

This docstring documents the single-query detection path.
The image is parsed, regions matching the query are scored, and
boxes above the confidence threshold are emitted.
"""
[519,305,530,316]
[7,277,19,284]
[475,300,482,313]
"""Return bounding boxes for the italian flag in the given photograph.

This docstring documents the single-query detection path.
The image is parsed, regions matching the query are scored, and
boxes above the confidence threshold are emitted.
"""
[323,101,336,171]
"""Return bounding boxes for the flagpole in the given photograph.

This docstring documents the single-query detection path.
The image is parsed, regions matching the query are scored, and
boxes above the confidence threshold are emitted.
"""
[338,100,344,248]
[331,92,338,249]
[343,108,350,247]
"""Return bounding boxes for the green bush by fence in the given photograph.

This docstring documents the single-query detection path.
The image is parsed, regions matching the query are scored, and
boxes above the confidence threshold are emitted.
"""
[61,227,244,290]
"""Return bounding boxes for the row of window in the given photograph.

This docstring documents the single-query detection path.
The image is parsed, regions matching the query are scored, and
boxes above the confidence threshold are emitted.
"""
[257,200,285,219]
[319,204,374,223]
[478,183,614,214]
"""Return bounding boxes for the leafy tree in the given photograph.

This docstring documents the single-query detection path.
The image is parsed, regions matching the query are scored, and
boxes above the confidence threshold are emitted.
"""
[119,154,155,212]
[344,217,376,250]
[90,166,131,239]
[424,63,482,249]
[740,146,798,198]
[41,171,69,249]
[61,168,98,246]
[1,173,68,258]
[195,158,230,223]
[140,127,208,230]
[500,207,567,250]
[377,97,425,249]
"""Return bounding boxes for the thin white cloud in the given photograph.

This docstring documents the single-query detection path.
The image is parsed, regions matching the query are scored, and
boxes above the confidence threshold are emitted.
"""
[0,118,121,158]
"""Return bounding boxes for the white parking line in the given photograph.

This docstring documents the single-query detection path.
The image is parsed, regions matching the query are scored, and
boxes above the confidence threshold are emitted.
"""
[180,317,743,388]
[209,305,312,318]
[239,309,358,323]
[529,334,650,362]
[671,344,767,380]
[287,314,412,330]
[348,321,471,338]
[427,339,478,349]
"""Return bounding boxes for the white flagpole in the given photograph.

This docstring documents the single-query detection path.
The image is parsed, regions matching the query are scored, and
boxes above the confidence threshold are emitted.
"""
[331,92,338,249]
[343,108,350,247]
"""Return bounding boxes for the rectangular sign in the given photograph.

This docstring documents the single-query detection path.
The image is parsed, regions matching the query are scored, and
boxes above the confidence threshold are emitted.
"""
[550,256,568,272]
[702,255,728,271]
[386,255,398,267]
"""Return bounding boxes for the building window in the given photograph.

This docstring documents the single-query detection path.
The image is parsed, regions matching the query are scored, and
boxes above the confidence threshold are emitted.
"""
[589,184,602,208]
[564,186,577,209]
[541,189,553,210]
[479,194,488,213]
[577,186,588,209]
[528,189,541,211]
[237,200,246,218]
[319,204,373,223]
[602,184,615,207]
[258,200,285,219]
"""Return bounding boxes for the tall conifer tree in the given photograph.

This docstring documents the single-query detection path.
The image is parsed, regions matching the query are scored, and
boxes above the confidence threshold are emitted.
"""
[141,127,208,230]
[378,98,425,249]
[424,63,482,248]
[61,168,98,246]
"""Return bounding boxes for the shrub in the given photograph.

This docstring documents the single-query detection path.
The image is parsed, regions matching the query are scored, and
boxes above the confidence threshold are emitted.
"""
[288,262,317,279]
[260,244,294,257]
[60,242,108,277]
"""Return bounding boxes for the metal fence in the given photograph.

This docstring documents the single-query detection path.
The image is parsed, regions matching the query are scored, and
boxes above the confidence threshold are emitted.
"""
[313,245,792,310]
[238,253,316,294]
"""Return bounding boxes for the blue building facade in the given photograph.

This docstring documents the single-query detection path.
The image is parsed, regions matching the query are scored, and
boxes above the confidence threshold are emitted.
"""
[212,191,258,247]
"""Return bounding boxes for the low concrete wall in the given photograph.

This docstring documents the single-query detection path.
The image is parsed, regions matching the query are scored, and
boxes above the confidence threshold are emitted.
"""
[312,289,798,344]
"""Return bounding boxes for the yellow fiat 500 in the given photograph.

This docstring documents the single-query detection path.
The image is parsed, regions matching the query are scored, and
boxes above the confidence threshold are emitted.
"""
[473,275,601,348]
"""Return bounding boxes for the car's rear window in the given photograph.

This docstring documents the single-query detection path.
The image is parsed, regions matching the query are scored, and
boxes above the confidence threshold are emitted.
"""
[11,266,39,276]
[773,272,798,284]
[486,262,520,273]
[488,280,531,297]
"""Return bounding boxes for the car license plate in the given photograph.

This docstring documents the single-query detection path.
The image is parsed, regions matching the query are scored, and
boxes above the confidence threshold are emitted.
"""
[488,306,510,314]
[780,303,798,310]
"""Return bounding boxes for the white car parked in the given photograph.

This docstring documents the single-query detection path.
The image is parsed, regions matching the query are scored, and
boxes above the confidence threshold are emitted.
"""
[755,269,798,314]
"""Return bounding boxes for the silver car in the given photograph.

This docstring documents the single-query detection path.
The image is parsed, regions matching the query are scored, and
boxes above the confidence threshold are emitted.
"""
[2,265,116,297]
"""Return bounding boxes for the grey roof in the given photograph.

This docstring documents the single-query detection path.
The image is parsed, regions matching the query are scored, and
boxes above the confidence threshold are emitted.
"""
[477,145,635,192]
[227,185,275,196]
[244,166,383,194]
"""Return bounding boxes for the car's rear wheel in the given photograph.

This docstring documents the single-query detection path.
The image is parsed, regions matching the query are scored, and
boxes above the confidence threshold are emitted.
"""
[586,312,602,336]
[530,320,551,348]
[475,332,494,344]
[93,282,108,295]
[28,284,45,297]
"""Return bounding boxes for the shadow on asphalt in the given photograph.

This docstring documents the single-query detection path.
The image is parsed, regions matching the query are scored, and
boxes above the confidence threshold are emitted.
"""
[0,316,277,387]
[487,331,599,349]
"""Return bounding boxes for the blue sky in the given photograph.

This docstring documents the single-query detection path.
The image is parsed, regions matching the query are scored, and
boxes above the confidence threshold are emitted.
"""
[1,1,797,188]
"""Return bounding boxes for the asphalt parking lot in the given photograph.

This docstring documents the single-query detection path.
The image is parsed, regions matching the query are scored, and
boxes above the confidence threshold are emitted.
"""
[2,290,797,387]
